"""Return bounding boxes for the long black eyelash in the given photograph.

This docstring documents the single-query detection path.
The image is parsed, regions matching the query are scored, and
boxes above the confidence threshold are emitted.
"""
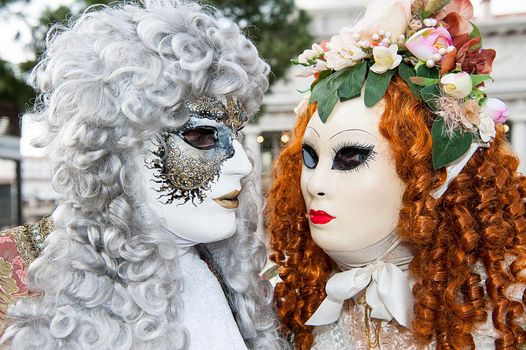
[332,140,377,173]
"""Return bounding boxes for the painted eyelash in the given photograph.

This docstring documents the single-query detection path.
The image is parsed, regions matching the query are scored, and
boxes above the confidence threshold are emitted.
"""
[331,140,375,155]
[331,140,377,173]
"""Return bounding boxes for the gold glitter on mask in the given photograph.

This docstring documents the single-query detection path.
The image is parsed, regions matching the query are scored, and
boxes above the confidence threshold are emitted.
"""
[149,136,228,204]
[186,96,248,134]
[148,95,249,204]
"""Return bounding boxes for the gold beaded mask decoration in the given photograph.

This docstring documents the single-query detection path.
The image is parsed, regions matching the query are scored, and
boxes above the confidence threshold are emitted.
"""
[148,96,248,204]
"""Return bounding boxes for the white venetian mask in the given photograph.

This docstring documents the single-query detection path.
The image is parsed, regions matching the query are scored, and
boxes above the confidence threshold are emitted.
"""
[300,95,406,252]
[141,96,253,244]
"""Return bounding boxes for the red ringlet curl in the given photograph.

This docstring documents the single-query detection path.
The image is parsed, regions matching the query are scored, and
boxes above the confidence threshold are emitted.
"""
[266,76,526,349]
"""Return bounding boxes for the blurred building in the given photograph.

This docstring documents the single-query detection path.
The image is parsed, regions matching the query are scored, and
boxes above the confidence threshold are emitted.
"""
[246,0,526,194]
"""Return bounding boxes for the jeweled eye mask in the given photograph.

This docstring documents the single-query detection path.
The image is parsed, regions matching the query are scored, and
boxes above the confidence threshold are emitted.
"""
[147,96,248,204]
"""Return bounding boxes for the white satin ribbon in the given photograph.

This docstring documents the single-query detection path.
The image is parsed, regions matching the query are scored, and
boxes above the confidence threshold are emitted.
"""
[430,143,480,199]
[305,260,413,327]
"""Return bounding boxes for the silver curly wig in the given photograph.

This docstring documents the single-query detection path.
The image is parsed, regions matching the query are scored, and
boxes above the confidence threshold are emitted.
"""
[1,1,283,348]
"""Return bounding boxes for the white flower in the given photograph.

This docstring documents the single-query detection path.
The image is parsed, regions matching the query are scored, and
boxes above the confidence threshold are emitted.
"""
[294,59,329,78]
[295,65,316,77]
[478,114,496,143]
[298,43,325,64]
[315,59,328,72]
[440,72,472,99]
[370,44,402,74]
[350,0,412,41]
[325,31,367,71]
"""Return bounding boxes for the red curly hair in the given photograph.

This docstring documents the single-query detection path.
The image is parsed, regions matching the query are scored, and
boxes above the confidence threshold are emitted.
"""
[266,76,526,350]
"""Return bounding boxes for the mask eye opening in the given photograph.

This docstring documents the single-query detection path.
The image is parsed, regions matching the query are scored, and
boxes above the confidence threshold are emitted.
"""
[181,126,218,150]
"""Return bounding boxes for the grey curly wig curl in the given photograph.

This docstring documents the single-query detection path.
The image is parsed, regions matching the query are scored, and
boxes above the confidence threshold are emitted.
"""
[1,1,283,349]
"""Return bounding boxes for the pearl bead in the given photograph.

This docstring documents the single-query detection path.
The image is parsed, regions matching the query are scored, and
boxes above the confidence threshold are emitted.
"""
[360,40,371,48]
[426,60,436,68]
[372,34,380,41]
[385,32,392,38]
[352,33,361,41]
[379,30,385,36]
[424,18,438,27]
[433,53,442,62]
[439,48,447,55]
[382,38,391,45]
[447,45,456,53]
[399,34,406,41]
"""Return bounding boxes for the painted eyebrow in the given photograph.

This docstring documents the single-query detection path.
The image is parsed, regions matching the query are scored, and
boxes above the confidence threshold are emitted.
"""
[330,128,378,140]
[307,126,320,137]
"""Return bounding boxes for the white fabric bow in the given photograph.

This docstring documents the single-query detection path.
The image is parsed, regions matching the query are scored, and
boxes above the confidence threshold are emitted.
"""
[305,260,413,327]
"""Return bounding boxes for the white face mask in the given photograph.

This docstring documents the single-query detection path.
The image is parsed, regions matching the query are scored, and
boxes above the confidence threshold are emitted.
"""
[300,96,405,252]
[141,97,253,244]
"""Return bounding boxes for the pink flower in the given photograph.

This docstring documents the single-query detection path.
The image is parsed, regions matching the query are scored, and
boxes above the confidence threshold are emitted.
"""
[405,27,452,62]
[483,98,510,124]
[440,72,472,99]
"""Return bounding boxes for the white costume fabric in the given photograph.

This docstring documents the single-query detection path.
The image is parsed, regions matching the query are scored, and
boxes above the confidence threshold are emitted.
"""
[177,245,247,350]
[308,233,526,349]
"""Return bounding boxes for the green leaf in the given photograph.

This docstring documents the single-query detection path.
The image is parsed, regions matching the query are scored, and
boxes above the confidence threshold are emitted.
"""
[338,62,367,100]
[409,76,440,87]
[416,65,439,79]
[317,89,339,123]
[398,62,421,97]
[309,70,348,122]
[364,69,395,108]
[470,22,482,49]
[432,118,474,170]
[470,74,493,87]
[420,84,440,110]
[310,70,332,90]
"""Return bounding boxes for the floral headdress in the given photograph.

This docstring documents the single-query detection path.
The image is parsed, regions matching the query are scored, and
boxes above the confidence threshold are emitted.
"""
[293,0,509,175]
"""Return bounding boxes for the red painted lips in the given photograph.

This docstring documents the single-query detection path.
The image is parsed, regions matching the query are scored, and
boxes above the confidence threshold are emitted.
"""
[309,209,336,225]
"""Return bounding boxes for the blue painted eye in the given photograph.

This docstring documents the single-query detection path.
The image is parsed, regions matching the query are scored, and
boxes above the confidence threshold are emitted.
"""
[332,146,373,171]
[302,144,318,169]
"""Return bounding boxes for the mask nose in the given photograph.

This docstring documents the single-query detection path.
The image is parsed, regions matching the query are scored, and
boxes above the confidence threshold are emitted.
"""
[220,140,253,177]
[306,164,329,199]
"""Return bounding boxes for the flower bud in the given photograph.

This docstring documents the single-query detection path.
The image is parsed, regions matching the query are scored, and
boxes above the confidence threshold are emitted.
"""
[440,72,472,99]
[483,98,510,124]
